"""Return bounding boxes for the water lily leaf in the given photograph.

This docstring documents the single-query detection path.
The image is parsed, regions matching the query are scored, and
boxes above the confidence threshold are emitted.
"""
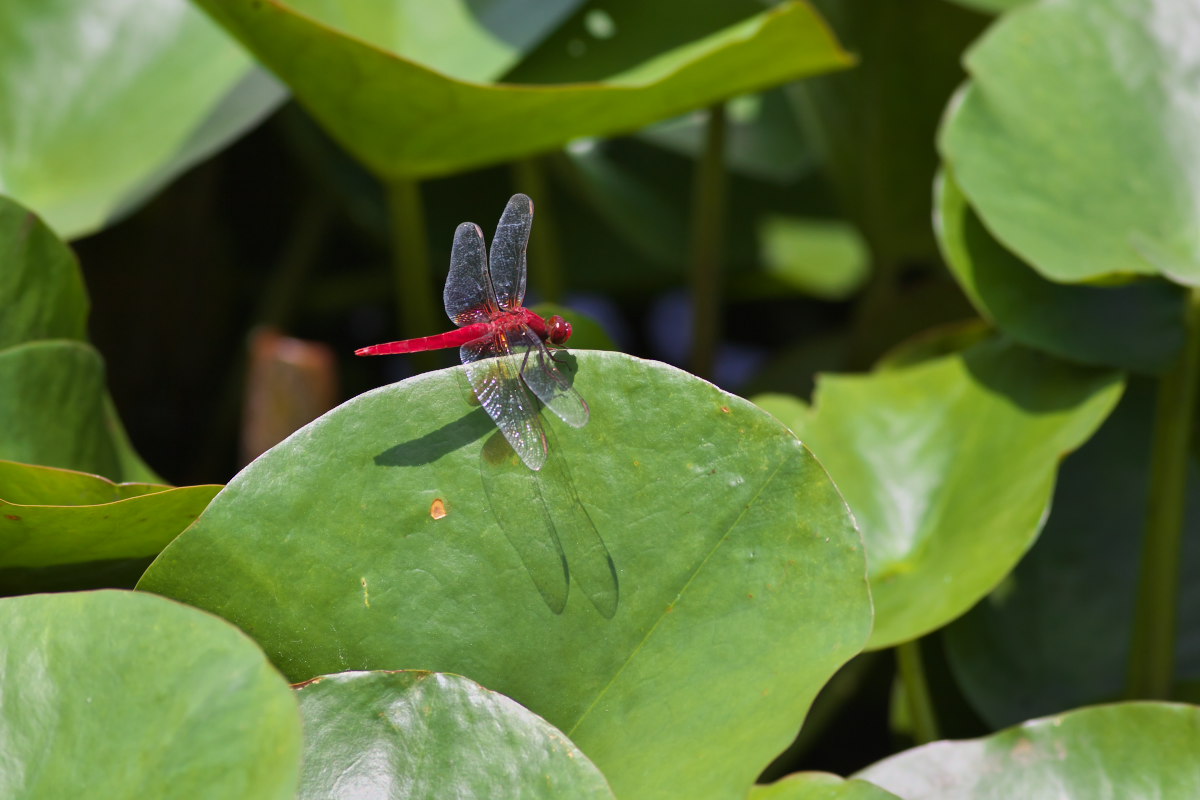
[856,702,1200,798]
[139,352,871,800]
[751,773,902,800]
[943,380,1200,728]
[755,337,1123,649]
[296,670,615,799]
[286,0,584,83]
[759,215,869,301]
[192,0,852,179]
[0,0,284,239]
[940,0,1200,284]
[0,590,300,798]
[935,169,1187,373]
[0,460,219,594]
[0,194,87,349]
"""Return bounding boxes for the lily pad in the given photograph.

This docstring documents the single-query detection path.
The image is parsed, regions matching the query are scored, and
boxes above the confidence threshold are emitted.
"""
[0,460,219,594]
[750,773,902,800]
[935,169,1186,373]
[0,590,300,798]
[192,0,852,179]
[296,670,614,799]
[940,0,1200,284]
[755,337,1123,649]
[856,702,1200,798]
[0,0,284,238]
[139,352,871,800]
[0,193,87,349]
[943,380,1200,728]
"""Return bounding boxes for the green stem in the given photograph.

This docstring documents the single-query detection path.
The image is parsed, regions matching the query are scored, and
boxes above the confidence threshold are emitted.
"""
[1127,287,1200,698]
[896,639,938,744]
[688,103,728,381]
[257,191,330,330]
[512,158,564,303]
[385,178,438,372]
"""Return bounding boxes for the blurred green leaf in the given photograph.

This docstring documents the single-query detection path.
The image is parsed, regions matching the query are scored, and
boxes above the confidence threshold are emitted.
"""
[759,215,869,300]
[936,169,1187,373]
[943,380,1200,727]
[793,0,987,267]
[0,459,218,588]
[856,702,1200,797]
[751,773,902,800]
[0,194,87,349]
[0,0,284,239]
[296,670,615,799]
[139,352,871,800]
[0,590,300,798]
[755,338,1123,649]
[940,0,1200,283]
[193,0,852,179]
[287,0,584,82]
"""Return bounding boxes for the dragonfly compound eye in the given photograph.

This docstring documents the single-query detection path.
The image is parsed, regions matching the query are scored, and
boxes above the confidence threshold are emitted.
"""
[548,315,573,344]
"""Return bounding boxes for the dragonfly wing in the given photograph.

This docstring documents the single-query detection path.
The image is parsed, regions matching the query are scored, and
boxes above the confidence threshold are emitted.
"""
[462,334,548,471]
[488,194,532,311]
[444,222,495,325]
[510,325,590,429]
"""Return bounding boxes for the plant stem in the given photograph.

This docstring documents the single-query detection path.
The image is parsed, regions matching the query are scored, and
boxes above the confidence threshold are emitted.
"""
[1127,287,1200,698]
[257,191,330,330]
[688,103,728,381]
[512,158,564,303]
[895,639,938,744]
[385,177,438,372]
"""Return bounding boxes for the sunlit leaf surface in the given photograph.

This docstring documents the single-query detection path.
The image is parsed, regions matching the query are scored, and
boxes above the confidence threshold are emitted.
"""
[140,352,871,800]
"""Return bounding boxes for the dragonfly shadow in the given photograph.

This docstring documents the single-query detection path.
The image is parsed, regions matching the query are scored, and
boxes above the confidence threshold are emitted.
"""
[374,407,495,468]
[480,429,619,620]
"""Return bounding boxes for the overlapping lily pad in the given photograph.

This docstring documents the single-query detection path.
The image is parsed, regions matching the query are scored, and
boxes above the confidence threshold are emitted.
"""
[296,670,614,799]
[935,169,1186,373]
[0,460,219,595]
[751,773,902,800]
[755,337,1123,648]
[192,0,852,179]
[0,0,284,238]
[139,352,871,800]
[940,0,1200,284]
[856,702,1200,798]
[0,590,300,798]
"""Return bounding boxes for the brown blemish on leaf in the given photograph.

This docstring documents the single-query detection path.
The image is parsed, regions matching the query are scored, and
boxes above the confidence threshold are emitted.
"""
[430,498,447,519]
[4,514,20,521]
[721,406,731,413]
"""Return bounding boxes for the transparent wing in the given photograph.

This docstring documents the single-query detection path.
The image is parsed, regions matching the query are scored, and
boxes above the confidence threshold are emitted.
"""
[461,332,548,470]
[444,222,495,326]
[509,325,589,429]
[488,194,532,311]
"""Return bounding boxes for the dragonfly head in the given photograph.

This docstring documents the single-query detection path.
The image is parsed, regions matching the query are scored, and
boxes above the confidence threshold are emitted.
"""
[547,315,573,345]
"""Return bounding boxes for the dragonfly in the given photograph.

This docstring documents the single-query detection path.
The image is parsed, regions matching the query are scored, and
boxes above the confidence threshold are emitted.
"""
[355,193,588,472]
[357,194,617,617]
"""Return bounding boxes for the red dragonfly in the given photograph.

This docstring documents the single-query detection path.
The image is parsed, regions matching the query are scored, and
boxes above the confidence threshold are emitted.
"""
[355,193,588,471]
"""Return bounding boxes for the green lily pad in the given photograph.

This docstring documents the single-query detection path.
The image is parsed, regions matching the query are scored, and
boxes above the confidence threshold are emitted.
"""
[751,773,902,800]
[855,702,1200,798]
[0,590,300,798]
[139,352,871,800]
[755,337,1123,649]
[193,0,852,179]
[0,0,284,239]
[296,670,614,799]
[940,0,1200,284]
[0,460,219,594]
[943,379,1200,728]
[0,194,87,349]
[287,0,584,83]
[935,169,1187,373]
